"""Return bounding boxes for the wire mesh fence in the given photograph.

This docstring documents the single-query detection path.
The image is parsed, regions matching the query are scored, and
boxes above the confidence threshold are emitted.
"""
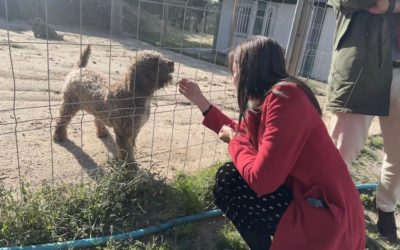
[0,0,235,191]
[0,0,336,248]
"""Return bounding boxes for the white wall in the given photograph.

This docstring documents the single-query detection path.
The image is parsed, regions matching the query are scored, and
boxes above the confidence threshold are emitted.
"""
[270,3,296,50]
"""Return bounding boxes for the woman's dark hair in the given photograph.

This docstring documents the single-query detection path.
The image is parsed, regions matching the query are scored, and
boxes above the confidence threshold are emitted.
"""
[228,36,322,123]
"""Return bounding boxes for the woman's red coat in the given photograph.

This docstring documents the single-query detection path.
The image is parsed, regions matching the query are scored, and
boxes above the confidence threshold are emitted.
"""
[203,84,365,250]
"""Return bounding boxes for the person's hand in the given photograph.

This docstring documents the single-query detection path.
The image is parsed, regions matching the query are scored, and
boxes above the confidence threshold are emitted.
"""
[178,79,203,103]
[367,0,390,14]
[218,125,236,143]
[178,78,211,113]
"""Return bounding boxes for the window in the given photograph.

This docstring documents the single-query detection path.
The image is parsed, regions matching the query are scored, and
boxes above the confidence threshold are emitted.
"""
[252,2,276,37]
[235,3,252,36]
[253,1,266,35]
[263,6,275,36]
[299,6,326,78]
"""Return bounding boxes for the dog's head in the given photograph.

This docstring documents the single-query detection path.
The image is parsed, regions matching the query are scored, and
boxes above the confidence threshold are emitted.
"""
[129,50,174,92]
[29,17,43,27]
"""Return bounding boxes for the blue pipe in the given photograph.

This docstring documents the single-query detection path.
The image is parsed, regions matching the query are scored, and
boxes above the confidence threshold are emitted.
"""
[1,183,377,250]
[1,209,224,250]
[356,183,378,190]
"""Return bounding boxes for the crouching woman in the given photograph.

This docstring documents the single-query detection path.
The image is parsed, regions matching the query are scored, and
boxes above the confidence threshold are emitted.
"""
[178,36,365,249]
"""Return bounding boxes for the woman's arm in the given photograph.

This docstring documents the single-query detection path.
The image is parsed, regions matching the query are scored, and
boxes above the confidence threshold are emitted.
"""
[228,85,312,195]
[202,106,238,134]
[179,79,238,134]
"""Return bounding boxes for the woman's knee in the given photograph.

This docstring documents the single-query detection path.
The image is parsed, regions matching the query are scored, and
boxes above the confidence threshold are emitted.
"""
[215,162,237,179]
[219,161,236,172]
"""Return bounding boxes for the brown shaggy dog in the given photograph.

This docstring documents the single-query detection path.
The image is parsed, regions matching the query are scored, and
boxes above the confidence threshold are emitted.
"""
[53,45,174,162]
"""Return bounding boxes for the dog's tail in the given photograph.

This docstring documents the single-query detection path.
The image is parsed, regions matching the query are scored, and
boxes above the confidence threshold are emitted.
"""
[76,45,91,68]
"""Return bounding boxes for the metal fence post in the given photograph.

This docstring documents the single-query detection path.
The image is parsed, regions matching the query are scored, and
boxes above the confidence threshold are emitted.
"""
[286,0,313,76]
[228,0,239,50]
[111,0,123,35]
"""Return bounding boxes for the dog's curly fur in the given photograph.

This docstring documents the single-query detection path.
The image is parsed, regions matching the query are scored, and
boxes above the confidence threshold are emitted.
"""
[53,45,174,162]
[30,17,64,40]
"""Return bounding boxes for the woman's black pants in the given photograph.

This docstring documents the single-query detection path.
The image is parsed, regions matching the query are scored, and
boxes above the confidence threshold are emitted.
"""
[213,162,293,250]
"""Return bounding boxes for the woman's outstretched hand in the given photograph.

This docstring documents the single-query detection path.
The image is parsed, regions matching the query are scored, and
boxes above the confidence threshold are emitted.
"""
[179,79,236,143]
[178,78,212,113]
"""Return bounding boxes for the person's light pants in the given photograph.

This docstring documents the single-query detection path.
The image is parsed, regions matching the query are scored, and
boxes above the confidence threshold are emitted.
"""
[330,69,400,212]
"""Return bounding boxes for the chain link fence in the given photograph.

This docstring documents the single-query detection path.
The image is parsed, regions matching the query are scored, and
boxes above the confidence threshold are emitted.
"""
[0,0,336,248]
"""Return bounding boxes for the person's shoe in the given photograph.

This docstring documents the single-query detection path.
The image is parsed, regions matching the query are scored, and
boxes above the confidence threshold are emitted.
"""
[374,198,398,243]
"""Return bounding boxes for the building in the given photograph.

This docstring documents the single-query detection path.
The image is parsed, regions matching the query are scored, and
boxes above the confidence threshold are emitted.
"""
[215,0,336,82]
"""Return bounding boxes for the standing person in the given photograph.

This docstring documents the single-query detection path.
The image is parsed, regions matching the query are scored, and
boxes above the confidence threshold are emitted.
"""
[179,36,365,249]
[327,0,400,242]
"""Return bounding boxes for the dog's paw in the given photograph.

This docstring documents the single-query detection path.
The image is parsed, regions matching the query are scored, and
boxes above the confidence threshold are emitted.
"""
[53,131,67,142]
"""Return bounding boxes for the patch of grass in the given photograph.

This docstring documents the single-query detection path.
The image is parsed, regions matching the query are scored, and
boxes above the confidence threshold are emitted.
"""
[162,223,200,249]
[369,135,384,149]
[215,223,247,250]
[0,165,180,247]
[0,162,223,248]
[103,236,171,250]
[353,135,384,169]
[360,192,375,210]
[359,147,379,163]
[172,163,220,213]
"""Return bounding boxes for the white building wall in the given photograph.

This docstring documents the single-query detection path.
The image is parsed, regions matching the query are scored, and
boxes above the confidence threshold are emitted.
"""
[217,1,296,52]
[270,3,296,50]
